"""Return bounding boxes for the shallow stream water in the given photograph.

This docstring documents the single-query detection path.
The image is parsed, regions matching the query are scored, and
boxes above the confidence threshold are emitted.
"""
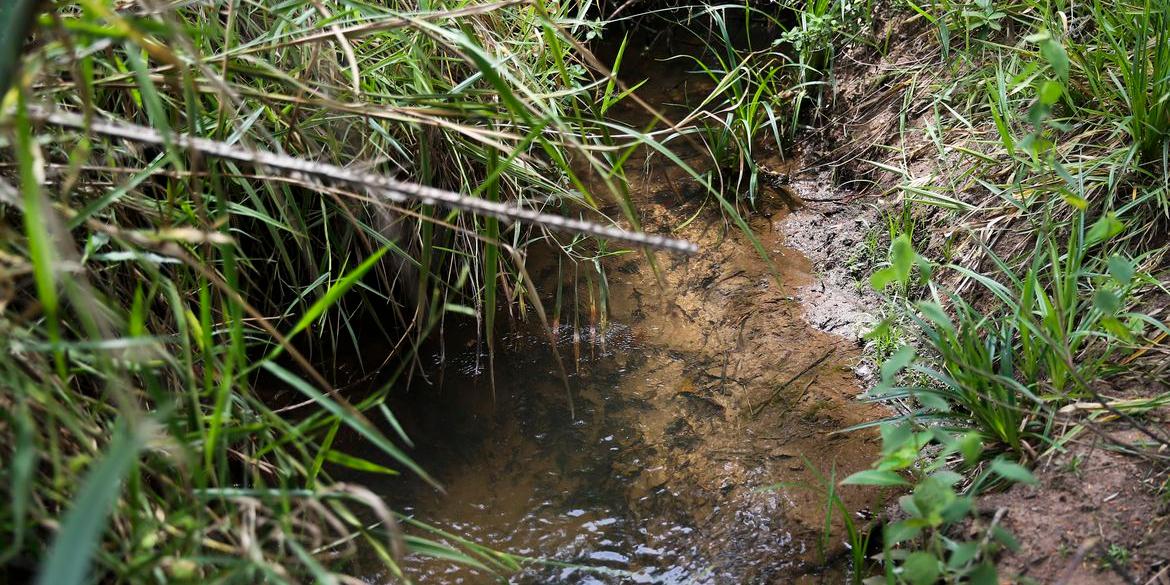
[341,36,885,585]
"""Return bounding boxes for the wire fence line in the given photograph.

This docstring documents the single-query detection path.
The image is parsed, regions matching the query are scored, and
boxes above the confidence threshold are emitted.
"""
[27,105,700,255]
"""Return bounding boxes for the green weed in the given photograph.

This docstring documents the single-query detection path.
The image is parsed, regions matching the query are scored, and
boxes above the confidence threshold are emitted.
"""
[844,422,1035,584]
[851,0,1170,580]
[0,0,710,582]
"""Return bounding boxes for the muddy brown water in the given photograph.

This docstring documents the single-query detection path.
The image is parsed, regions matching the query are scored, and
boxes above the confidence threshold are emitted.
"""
[340,40,885,585]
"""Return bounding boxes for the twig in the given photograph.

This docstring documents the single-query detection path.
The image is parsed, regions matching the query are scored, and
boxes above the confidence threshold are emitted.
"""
[751,348,836,418]
[1058,395,1170,414]
[1055,538,1100,585]
[1120,331,1168,365]
[1144,563,1170,585]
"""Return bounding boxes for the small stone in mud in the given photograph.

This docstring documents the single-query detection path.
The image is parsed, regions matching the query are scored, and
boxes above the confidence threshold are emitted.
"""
[854,363,874,380]
[630,467,670,501]
[586,550,630,565]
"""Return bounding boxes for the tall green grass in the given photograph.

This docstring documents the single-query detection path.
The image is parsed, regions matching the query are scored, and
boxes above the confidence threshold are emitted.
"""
[633,0,872,203]
[0,1,718,582]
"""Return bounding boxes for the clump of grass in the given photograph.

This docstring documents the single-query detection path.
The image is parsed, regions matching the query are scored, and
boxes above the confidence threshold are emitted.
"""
[680,0,875,201]
[0,1,705,582]
[872,217,1165,457]
[867,0,1170,449]
[671,4,792,202]
[835,0,1170,580]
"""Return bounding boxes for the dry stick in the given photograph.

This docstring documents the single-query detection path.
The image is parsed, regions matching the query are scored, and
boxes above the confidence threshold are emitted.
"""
[1120,331,1168,365]
[751,348,836,418]
[1144,563,1170,585]
[27,106,699,255]
[973,508,1007,561]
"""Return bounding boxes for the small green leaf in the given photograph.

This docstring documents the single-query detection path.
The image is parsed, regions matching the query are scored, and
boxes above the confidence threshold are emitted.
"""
[1061,193,1087,210]
[891,234,916,283]
[991,458,1037,484]
[881,346,916,386]
[913,390,951,412]
[946,541,980,569]
[992,525,1021,552]
[1107,255,1135,285]
[841,469,910,487]
[940,496,973,523]
[870,266,899,290]
[899,494,923,518]
[1086,212,1125,246]
[1092,288,1121,314]
[1038,79,1063,105]
[1101,316,1135,342]
[881,422,915,454]
[1027,100,1052,128]
[957,432,983,464]
[912,477,957,521]
[871,234,918,290]
[970,561,998,585]
[902,551,941,585]
[863,318,892,341]
[1038,36,1069,82]
[916,302,954,334]
[885,520,923,545]
[931,470,963,486]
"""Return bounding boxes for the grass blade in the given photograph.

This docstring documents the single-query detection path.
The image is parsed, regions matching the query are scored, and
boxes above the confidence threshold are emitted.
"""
[34,421,151,585]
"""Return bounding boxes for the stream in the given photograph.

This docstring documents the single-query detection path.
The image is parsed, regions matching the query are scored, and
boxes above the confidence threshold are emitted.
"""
[341,36,885,585]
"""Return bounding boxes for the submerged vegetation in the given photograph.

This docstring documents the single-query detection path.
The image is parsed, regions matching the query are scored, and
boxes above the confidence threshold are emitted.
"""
[1,0,1168,582]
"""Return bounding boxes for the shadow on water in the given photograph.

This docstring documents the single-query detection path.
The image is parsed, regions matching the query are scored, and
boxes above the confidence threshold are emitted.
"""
[340,318,831,584]
[356,323,731,584]
[337,222,882,584]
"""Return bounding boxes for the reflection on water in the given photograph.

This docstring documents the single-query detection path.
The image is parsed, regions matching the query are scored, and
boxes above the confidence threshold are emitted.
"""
[367,324,731,584]
[341,287,874,584]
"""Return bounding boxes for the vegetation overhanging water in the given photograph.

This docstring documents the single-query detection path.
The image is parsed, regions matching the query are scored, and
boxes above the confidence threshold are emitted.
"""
[2,0,1169,583]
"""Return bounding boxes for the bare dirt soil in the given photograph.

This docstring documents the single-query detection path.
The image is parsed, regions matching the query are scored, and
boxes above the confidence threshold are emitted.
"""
[976,427,1170,584]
